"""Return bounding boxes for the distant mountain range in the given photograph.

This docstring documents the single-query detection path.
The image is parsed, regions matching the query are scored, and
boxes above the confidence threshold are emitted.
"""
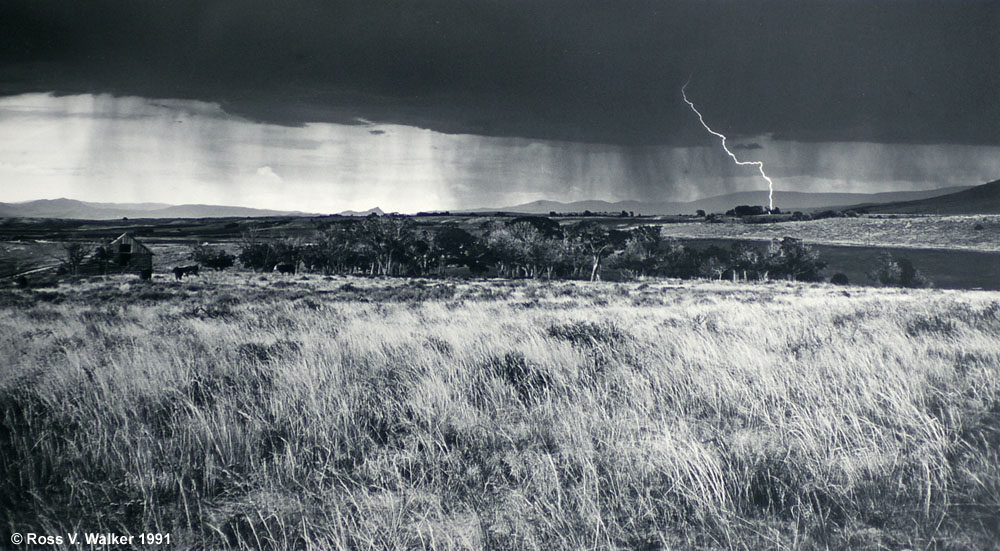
[480,186,975,215]
[2,182,995,219]
[0,198,351,219]
[855,179,1000,215]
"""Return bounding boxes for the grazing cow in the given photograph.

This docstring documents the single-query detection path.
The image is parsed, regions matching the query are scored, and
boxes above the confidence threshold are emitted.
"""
[172,264,200,280]
[274,263,296,275]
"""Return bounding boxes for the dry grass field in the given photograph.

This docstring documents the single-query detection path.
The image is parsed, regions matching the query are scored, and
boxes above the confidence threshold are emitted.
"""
[2,274,999,550]
[660,215,1000,253]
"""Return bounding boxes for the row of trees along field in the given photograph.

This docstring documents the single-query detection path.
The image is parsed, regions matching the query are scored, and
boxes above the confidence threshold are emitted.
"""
[196,216,830,282]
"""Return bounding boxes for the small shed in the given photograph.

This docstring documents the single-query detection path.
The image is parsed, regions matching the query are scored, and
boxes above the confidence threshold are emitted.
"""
[107,232,154,273]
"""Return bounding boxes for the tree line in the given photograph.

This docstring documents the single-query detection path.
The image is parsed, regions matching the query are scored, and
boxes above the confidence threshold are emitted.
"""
[195,216,831,283]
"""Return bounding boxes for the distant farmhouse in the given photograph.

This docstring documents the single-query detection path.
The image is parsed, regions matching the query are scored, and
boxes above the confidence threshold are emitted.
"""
[103,232,154,278]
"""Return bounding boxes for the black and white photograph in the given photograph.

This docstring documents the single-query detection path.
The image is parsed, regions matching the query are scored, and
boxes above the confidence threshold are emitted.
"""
[1,1,998,549]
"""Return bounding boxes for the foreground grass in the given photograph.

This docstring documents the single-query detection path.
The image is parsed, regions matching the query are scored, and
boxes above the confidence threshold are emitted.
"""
[1,274,999,550]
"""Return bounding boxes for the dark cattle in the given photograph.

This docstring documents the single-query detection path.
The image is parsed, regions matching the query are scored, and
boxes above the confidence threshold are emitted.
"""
[15,275,28,288]
[275,263,296,275]
[172,265,200,280]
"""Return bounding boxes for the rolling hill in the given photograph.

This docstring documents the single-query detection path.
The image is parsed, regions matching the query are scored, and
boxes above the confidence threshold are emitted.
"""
[481,186,973,215]
[857,179,1000,214]
[0,199,319,219]
[1,183,990,219]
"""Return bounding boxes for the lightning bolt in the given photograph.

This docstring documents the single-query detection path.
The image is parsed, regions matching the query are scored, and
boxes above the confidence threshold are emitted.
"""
[682,80,774,211]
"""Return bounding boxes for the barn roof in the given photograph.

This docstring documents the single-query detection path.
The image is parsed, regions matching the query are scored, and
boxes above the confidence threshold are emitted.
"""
[109,232,155,255]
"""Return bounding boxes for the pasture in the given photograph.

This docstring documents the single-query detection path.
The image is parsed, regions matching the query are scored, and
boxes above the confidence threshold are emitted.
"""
[1,274,999,550]
[2,212,998,255]
[681,239,1000,291]
[2,212,999,290]
[660,215,1000,253]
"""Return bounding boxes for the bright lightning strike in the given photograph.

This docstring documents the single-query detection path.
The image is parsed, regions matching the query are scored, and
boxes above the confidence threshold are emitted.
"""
[681,80,774,211]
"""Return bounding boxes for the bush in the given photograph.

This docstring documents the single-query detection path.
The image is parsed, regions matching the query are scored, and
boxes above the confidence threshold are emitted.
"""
[869,252,932,288]
[830,273,850,285]
[191,245,235,271]
[238,242,276,271]
[726,205,767,217]
[767,237,825,281]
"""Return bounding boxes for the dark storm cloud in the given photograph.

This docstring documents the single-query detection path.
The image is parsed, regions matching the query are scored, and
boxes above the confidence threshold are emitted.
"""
[1,0,997,146]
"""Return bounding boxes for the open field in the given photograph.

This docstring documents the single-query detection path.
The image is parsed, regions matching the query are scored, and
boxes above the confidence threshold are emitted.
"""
[2,274,999,550]
[661,215,1000,253]
[2,212,999,290]
[682,240,1000,291]
[7,237,1000,292]
[2,213,998,254]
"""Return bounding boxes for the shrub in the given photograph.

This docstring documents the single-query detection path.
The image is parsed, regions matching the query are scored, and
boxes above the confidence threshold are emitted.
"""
[869,252,932,288]
[767,237,826,281]
[238,242,276,271]
[830,273,850,285]
[191,245,236,271]
[60,242,91,275]
[727,205,766,217]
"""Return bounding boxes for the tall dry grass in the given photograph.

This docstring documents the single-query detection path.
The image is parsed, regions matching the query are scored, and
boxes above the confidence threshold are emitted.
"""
[1,274,998,550]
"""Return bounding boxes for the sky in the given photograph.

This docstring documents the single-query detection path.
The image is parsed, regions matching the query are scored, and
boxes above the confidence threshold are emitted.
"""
[0,0,997,212]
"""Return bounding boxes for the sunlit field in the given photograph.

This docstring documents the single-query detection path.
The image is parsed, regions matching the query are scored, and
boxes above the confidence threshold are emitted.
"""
[660,215,1000,253]
[2,274,999,550]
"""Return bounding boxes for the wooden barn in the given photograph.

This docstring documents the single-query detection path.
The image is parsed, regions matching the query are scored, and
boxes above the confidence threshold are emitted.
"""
[106,232,154,277]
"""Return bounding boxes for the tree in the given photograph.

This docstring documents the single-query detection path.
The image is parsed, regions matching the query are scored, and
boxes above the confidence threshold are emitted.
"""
[696,246,730,280]
[238,226,276,271]
[238,242,275,271]
[507,216,563,239]
[730,205,766,217]
[191,245,235,271]
[729,241,763,281]
[271,238,305,269]
[302,223,369,275]
[408,230,436,275]
[869,252,902,286]
[92,245,115,275]
[612,225,662,279]
[61,243,91,275]
[569,222,626,281]
[652,239,700,279]
[765,237,825,281]
[358,217,417,276]
[897,258,931,288]
[434,226,487,274]
[485,222,538,278]
[869,252,931,288]
[699,256,726,280]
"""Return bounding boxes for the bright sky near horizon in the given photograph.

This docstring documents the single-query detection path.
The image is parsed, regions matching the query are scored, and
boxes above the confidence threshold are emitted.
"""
[2,93,999,213]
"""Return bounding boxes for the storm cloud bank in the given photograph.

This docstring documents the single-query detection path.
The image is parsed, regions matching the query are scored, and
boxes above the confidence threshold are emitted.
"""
[2,94,998,213]
[2,0,997,146]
